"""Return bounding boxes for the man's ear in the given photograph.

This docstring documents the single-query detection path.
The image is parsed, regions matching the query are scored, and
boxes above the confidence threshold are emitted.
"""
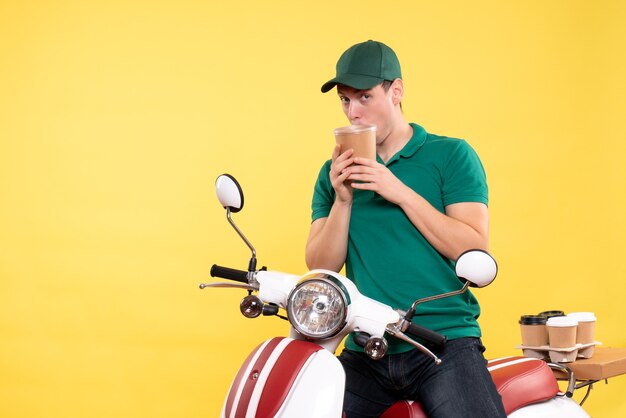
[390,78,404,105]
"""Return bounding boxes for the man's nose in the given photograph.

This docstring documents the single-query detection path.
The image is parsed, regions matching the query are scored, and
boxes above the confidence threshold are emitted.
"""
[347,101,361,121]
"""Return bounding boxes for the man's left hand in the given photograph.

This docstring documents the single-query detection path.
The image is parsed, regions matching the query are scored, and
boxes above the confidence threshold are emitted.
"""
[345,157,411,205]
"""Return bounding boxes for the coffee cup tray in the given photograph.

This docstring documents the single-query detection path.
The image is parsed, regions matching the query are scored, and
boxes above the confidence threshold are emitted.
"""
[515,341,602,363]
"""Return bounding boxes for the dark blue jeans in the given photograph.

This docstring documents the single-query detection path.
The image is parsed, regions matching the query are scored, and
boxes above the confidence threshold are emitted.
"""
[338,337,506,418]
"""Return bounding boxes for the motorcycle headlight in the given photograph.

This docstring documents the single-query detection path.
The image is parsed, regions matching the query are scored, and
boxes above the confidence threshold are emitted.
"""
[287,276,349,339]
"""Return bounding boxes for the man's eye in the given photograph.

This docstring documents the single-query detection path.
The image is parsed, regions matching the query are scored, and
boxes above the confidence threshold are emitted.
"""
[340,96,349,103]
[362,94,371,100]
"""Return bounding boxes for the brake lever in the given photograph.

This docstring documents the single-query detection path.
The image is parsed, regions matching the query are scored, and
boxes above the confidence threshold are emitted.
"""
[385,324,442,365]
[199,282,259,291]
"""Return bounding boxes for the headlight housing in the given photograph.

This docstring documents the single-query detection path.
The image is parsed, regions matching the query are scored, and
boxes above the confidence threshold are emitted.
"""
[287,275,349,339]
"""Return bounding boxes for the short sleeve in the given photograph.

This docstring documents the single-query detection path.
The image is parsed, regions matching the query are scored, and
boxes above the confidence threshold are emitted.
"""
[442,140,488,207]
[311,160,335,221]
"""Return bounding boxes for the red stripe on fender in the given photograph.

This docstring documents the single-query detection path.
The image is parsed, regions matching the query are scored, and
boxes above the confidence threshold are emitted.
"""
[225,344,262,418]
[224,337,284,418]
[255,340,324,417]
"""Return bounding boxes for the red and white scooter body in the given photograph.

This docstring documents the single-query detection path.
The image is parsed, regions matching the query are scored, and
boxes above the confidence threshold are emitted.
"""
[221,337,345,418]
[221,341,590,418]
[217,270,590,418]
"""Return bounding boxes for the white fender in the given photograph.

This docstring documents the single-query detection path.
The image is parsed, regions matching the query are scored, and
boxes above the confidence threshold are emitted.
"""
[221,337,345,418]
[274,348,344,417]
[508,396,590,418]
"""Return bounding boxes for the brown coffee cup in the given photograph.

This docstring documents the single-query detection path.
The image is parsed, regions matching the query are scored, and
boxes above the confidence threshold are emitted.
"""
[333,124,376,160]
[567,312,596,344]
[519,315,548,347]
[547,316,578,348]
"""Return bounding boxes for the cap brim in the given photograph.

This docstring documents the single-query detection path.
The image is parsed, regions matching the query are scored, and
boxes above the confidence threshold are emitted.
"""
[321,74,385,93]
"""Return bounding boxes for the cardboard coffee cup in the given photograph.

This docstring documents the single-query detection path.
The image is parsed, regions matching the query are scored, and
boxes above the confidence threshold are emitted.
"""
[547,316,578,348]
[567,312,596,344]
[333,124,376,160]
[519,315,548,347]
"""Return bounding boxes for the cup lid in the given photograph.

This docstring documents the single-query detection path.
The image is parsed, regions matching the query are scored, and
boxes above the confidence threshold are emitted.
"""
[333,124,376,135]
[519,315,547,325]
[538,310,565,318]
[547,316,578,327]
[567,312,596,322]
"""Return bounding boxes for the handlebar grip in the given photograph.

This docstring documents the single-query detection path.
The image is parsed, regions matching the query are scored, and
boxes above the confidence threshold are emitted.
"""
[210,264,249,283]
[405,323,447,348]
[353,332,371,348]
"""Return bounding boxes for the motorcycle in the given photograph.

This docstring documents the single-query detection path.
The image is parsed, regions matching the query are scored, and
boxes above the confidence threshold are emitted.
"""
[201,173,590,418]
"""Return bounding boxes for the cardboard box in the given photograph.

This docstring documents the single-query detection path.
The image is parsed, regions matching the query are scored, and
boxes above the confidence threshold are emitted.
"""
[556,347,626,381]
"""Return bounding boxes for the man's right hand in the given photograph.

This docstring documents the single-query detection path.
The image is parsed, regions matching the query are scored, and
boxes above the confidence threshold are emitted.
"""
[330,145,355,204]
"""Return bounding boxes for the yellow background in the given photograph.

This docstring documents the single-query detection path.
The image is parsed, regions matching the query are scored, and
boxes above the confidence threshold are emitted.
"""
[1,1,625,417]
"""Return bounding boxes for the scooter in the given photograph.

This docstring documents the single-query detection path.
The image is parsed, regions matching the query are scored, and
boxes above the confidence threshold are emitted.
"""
[201,173,590,418]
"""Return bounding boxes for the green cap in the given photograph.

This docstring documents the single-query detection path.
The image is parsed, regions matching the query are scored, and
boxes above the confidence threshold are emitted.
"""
[321,40,402,93]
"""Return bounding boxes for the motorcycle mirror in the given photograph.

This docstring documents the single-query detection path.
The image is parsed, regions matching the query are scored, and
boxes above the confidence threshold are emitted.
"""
[215,174,244,213]
[455,250,498,288]
[214,173,257,270]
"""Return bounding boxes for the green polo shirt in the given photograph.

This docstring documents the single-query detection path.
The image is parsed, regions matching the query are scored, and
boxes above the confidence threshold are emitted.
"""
[311,123,489,354]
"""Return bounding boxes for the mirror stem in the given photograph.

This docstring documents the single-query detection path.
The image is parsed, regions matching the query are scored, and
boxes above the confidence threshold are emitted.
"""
[408,281,470,315]
[226,208,257,270]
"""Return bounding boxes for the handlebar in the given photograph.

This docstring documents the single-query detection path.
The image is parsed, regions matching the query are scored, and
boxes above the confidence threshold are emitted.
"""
[405,323,447,348]
[210,264,249,283]
[355,322,447,351]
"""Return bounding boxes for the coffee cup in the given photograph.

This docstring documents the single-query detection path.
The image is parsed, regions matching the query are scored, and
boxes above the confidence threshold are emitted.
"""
[546,316,578,348]
[567,312,596,344]
[333,124,376,160]
[519,315,548,347]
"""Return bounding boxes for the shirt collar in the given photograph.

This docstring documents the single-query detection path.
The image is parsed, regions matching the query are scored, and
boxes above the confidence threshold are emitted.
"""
[384,123,427,165]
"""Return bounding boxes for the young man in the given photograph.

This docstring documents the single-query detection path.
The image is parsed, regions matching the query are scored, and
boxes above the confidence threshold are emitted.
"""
[306,40,506,418]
